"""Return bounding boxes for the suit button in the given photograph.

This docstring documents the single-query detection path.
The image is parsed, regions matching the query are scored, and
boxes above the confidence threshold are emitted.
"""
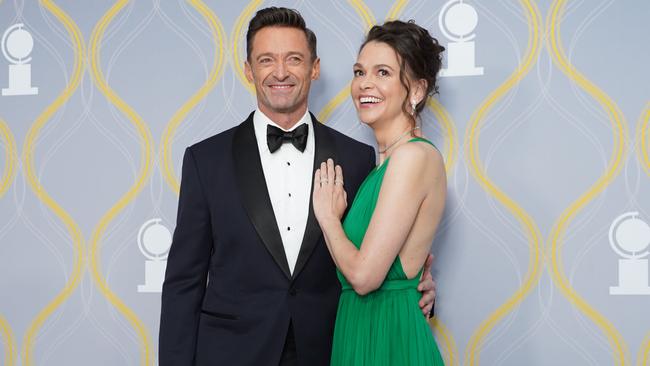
[289,288,297,296]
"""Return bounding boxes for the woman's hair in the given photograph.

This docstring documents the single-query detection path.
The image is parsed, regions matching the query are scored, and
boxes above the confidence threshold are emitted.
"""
[360,20,445,123]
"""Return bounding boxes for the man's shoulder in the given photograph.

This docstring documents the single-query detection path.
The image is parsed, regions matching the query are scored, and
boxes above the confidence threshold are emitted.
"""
[191,125,237,150]
[187,117,249,157]
[318,123,373,152]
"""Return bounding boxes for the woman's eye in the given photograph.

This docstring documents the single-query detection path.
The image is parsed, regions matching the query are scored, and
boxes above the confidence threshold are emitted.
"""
[353,69,363,77]
[378,69,389,77]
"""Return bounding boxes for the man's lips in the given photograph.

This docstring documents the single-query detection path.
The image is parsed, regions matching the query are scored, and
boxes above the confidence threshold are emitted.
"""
[267,84,295,90]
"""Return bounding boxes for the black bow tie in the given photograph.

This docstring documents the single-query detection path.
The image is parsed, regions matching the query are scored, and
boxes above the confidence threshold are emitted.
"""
[266,124,309,153]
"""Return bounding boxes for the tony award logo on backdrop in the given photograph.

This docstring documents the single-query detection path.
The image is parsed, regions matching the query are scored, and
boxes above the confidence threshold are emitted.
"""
[609,212,650,295]
[137,218,172,293]
[438,0,484,77]
[2,24,38,96]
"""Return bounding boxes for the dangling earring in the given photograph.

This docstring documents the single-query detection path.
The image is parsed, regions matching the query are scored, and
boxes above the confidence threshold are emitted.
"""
[410,100,417,115]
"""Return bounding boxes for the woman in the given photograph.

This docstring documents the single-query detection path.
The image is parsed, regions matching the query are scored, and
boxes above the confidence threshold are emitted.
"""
[313,20,447,365]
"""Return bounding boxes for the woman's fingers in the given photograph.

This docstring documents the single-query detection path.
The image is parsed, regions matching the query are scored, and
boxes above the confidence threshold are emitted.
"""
[320,162,328,185]
[314,169,321,192]
[335,164,344,187]
[317,159,343,191]
[327,159,335,186]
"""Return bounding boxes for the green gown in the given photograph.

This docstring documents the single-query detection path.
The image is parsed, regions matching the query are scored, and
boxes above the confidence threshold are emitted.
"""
[330,137,444,366]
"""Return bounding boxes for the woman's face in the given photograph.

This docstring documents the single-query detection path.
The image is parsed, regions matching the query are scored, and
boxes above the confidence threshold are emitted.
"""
[351,41,409,126]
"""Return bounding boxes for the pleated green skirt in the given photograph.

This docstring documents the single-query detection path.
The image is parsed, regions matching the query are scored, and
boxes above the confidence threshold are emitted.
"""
[331,270,444,365]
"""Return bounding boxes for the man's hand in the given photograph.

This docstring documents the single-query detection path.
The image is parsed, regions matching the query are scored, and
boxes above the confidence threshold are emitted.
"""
[417,253,436,317]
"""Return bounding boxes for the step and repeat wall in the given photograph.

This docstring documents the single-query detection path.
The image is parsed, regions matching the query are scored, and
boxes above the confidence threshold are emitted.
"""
[1,0,649,365]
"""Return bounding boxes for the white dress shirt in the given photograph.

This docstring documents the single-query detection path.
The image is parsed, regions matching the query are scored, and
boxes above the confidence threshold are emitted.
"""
[253,109,315,274]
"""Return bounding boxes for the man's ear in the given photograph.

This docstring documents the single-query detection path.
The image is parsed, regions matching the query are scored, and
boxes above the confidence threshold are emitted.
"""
[311,57,321,80]
[244,60,254,83]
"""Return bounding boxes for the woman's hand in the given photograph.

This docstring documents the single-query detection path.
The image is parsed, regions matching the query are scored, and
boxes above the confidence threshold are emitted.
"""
[313,158,347,223]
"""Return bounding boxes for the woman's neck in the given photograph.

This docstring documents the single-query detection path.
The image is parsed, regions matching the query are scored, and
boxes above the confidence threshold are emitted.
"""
[373,115,418,162]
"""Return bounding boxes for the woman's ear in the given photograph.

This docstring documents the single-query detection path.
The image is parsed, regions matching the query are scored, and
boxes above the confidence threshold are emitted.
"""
[410,79,428,105]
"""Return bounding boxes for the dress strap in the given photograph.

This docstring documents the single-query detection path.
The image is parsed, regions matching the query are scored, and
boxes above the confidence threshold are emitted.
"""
[408,137,437,149]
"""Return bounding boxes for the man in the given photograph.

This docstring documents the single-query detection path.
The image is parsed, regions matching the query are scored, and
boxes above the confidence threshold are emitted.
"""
[159,7,435,366]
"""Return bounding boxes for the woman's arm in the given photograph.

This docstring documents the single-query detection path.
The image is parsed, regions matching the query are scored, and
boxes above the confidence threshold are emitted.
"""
[313,144,446,295]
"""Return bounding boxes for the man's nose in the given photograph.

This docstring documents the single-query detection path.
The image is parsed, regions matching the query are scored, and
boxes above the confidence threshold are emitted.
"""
[273,61,289,80]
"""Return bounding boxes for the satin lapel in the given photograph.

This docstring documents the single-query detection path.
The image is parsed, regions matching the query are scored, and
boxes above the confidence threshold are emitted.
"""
[233,113,291,279]
[292,114,336,280]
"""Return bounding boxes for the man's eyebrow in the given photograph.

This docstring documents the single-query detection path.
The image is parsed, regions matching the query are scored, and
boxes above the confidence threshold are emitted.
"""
[256,52,275,60]
[256,51,307,60]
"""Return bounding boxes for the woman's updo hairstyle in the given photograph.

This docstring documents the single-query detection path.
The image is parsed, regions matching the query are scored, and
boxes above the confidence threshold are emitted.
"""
[360,20,445,124]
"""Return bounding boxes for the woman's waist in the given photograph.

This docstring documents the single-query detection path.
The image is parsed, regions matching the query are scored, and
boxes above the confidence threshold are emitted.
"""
[340,277,420,293]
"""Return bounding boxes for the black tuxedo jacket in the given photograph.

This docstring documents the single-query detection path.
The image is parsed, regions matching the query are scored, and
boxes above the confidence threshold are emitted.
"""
[159,112,375,366]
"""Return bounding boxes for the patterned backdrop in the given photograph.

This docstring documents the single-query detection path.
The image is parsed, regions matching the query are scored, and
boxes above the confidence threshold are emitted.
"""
[1,0,649,365]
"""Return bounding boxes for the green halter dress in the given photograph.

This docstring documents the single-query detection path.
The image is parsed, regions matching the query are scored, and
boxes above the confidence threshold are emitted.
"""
[330,137,444,366]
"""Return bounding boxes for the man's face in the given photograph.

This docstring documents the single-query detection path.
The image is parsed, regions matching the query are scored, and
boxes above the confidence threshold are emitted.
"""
[245,26,320,120]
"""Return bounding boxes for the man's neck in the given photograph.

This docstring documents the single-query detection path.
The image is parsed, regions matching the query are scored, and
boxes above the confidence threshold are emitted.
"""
[258,105,308,130]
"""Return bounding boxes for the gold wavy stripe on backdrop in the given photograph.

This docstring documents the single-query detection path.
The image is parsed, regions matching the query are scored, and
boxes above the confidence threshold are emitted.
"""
[640,317,650,366]
[0,119,17,197]
[230,0,264,94]
[430,317,459,366]
[317,84,351,123]
[348,0,377,29]
[21,1,86,365]
[547,1,630,365]
[161,0,227,194]
[386,0,408,20]
[426,99,458,175]
[638,102,650,366]
[0,315,16,366]
[0,119,17,366]
[637,103,650,179]
[463,1,543,365]
[89,1,155,365]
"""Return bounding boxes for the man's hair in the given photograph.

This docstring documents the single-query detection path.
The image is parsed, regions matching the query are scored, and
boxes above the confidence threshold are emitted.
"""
[246,7,318,61]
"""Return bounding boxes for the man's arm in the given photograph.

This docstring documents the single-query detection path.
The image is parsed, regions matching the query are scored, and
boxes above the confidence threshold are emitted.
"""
[159,147,213,365]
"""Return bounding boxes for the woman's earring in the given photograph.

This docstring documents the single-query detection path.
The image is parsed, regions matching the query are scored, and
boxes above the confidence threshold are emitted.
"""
[411,101,417,115]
